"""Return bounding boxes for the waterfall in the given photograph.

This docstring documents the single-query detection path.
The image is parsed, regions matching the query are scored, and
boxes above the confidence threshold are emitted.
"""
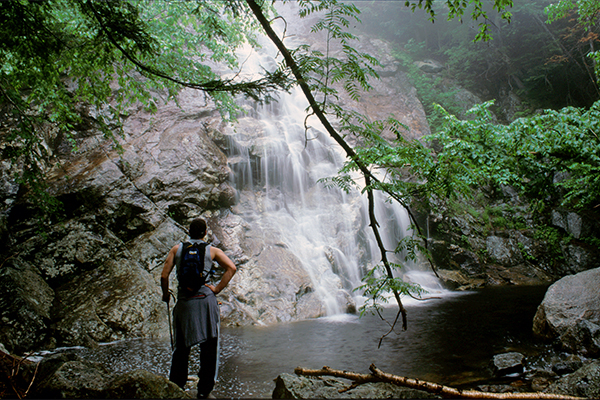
[227,87,365,315]
[223,11,444,317]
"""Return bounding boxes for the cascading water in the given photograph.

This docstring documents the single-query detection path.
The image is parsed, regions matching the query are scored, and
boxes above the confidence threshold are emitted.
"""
[225,25,445,317]
[228,89,366,315]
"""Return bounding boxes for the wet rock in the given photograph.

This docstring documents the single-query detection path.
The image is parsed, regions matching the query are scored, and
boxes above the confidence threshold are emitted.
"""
[551,354,583,375]
[429,239,485,277]
[486,236,523,266]
[491,352,525,377]
[225,243,324,325]
[475,383,519,394]
[23,353,79,386]
[0,260,54,354]
[272,373,439,399]
[545,360,600,399]
[485,263,552,286]
[524,351,575,390]
[551,209,590,239]
[31,359,112,399]
[530,376,551,392]
[436,269,485,291]
[559,319,600,357]
[106,369,185,399]
[533,267,600,356]
[558,243,599,276]
[50,256,167,348]
[336,289,357,314]
[22,352,186,399]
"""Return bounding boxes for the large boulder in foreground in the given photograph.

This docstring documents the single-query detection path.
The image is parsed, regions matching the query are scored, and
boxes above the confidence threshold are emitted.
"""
[18,352,185,399]
[533,267,600,356]
[272,373,439,399]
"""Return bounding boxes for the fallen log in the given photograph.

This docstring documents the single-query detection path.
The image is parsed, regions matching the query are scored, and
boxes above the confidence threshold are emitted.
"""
[294,365,584,400]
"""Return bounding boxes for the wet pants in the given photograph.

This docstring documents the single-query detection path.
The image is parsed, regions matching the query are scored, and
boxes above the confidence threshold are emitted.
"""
[169,336,219,397]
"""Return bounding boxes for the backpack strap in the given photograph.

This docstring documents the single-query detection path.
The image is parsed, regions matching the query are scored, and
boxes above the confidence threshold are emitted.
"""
[174,241,185,270]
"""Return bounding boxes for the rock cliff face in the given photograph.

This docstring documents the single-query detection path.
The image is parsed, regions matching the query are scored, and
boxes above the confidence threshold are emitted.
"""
[1,89,231,353]
[423,185,600,291]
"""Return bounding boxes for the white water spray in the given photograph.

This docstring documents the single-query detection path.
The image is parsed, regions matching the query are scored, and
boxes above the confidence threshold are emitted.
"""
[225,14,446,316]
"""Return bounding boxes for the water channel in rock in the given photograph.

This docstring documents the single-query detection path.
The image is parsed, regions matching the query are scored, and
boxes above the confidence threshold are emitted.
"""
[39,285,550,398]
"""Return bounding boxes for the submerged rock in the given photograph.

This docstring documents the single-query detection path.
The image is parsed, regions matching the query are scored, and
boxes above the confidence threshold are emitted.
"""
[491,352,525,377]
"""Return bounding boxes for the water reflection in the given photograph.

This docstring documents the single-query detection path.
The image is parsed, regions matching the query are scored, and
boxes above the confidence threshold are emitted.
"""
[43,285,548,399]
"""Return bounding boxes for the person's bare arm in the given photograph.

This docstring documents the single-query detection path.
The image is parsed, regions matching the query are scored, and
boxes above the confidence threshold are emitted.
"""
[207,247,237,295]
[160,244,179,303]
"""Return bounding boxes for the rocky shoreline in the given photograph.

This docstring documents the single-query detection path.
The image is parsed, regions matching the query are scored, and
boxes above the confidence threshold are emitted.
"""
[273,359,600,399]
[1,267,599,399]
[2,347,599,399]
[1,256,598,399]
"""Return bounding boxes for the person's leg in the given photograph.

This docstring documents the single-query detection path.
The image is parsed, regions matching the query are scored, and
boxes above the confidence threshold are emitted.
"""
[169,336,191,388]
[197,337,219,398]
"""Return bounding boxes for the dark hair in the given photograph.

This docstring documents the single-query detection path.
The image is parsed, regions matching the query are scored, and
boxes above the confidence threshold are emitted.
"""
[189,218,207,240]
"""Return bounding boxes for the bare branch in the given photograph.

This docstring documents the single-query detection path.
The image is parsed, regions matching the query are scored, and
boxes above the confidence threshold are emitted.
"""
[294,365,585,399]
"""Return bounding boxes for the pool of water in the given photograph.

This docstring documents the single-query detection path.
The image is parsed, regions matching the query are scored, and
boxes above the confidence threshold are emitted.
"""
[45,285,550,398]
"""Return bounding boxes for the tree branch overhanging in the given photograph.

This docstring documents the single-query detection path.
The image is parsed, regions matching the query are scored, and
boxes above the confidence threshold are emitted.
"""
[83,0,292,101]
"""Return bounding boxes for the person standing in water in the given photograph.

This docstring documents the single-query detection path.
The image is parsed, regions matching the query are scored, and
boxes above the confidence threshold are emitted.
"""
[161,218,237,399]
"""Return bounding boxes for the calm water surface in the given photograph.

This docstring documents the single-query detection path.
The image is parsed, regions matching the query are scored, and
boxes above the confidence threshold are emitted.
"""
[63,285,548,398]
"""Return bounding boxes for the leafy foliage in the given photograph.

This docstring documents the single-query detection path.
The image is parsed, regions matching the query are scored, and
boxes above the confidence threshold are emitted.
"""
[0,0,290,213]
[354,262,425,316]
[403,0,514,42]
[334,98,600,231]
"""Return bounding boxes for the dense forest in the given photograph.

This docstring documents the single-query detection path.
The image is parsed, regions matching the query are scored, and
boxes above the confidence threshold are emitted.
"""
[360,0,598,114]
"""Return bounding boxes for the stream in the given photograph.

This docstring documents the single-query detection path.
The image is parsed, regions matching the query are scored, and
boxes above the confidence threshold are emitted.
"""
[41,284,550,398]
